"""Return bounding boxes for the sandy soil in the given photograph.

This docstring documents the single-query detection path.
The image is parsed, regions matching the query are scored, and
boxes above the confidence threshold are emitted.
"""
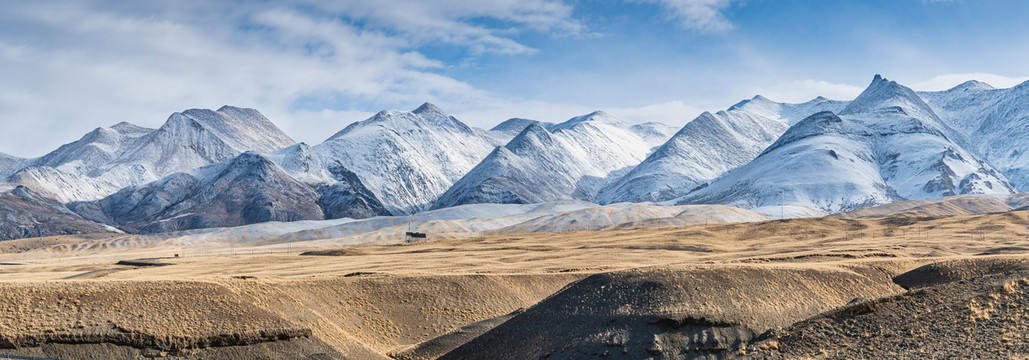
[0,209,1027,359]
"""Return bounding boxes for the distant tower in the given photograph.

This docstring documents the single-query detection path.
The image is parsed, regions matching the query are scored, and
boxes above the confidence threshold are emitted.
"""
[780,189,785,221]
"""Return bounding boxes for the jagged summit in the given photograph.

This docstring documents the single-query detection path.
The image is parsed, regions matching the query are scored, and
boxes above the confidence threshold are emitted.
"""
[412,102,445,116]
[841,75,937,119]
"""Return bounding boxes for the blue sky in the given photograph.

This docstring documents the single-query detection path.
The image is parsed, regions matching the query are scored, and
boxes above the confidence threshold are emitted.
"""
[1,0,1027,157]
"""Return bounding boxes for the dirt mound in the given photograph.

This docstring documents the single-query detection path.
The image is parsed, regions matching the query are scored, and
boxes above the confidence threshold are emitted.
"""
[892,257,1029,289]
[0,281,324,354]
[0,337,342,360]
[750,270,1029,359]
[441,264,902,360]
[391,309,524,360]
[219,274,582,358]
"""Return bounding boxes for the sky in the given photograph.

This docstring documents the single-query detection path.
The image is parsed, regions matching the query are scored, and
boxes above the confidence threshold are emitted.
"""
[0,0,1027,157]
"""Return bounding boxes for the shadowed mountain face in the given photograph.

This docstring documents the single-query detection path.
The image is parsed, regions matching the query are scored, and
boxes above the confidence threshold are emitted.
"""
[70,152,342,234]
[316,162,392,220]
[0,186,113,240]
[70,151,391,234]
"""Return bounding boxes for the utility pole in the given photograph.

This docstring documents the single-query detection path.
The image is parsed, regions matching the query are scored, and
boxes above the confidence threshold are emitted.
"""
[780,189,785,222]
[587,211,592,233]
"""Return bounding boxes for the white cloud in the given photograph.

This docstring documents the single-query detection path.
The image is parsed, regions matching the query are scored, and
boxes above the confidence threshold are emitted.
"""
[444,99,703,134]
[911,73,1029,91]
[605,101,704,128]
[752,79,865,103]
[0,0,582,156]
[634,0,736,32]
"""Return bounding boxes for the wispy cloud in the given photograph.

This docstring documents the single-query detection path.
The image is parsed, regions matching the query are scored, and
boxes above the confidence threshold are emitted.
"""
[633,0,737,32]
[752,80,865,103]
[0,0,582,156]
[911,73,1029,91]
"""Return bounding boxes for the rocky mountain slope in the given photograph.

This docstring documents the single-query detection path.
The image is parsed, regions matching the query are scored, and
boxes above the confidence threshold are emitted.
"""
[0,186,114,240]
[70,152,322,233]
[70,151,388,234]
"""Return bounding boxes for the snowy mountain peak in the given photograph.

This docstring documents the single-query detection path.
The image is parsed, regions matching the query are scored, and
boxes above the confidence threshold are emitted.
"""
[949,80,995,92]
[728,95,776,111]
[506,122,557,154]
[629,122,680,147]
[110,122,153,135]
[490,118,559,143]
[759,111,850,157]
[330,103,475,141]
[491,118,543,133]
[316,103,500,214]
[176,106,295,153]
[412,102,446,116]
[228,150,273,168]
[266,142,336,184]
[841,75,936,118]
[726,95,783,119]
[551,111,624,131]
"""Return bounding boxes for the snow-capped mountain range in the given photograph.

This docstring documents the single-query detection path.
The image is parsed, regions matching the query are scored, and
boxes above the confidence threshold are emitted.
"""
[313,103,502,215]
[1,74,1027,240]
[433,111,653,209]
[0,106,295,203]
[595,95,846,205]
[677,75,1012,215]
